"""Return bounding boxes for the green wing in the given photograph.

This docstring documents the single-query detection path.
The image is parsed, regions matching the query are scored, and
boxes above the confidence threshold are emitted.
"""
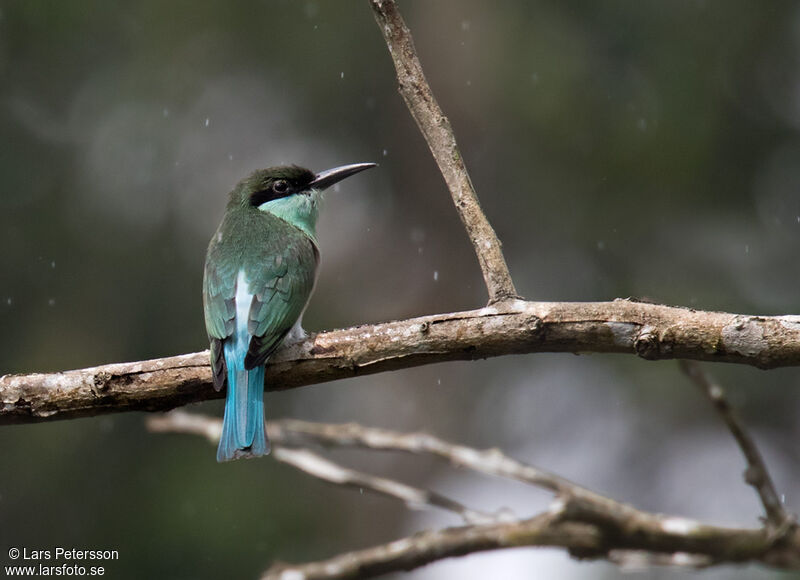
[243,234,318,370]
[203,235,237,390]
[203,214,318,389]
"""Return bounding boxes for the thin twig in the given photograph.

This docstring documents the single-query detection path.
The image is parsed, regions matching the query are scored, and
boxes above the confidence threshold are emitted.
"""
[151,411,603,509]
[148,411,497,524]
[147,406,222,442]
[273,447,496,525]
[269,418,627,513]
[679,361,794,534]
[369,0,517,304]
[5,301,800,424]
[272,418,677,529]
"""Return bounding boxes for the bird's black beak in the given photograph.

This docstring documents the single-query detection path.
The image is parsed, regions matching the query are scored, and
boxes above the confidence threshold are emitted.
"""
[310,162,377,190]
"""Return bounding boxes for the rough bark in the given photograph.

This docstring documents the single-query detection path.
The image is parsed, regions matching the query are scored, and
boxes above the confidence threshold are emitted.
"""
[4,299,800,424]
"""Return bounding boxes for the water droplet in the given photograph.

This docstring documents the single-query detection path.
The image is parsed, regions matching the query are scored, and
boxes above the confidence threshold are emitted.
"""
[437,378,441,385]
[461,20,471,31]
[433,271,439,281]
[162,108,170,118]
[637,118,647,131]
[597,240,606,250]
[340,71,345,79]
[382,149,388,157]
[6,297,11,306]
[51,261,56,269]
[228,154,234,161]
[204,118,210,127]
[48,298,55,306]
[745,244,750,254]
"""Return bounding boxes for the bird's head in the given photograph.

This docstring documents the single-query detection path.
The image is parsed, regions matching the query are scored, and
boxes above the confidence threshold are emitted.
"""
[229,162,376,240]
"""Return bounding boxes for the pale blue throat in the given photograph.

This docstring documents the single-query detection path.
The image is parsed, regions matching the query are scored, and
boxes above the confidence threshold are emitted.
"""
[257,190,322,243]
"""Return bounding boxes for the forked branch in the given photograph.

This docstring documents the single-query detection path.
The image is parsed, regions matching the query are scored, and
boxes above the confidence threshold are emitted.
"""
[147,411,800,579]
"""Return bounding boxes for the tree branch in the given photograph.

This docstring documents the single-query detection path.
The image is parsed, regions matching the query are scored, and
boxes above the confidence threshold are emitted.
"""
[147,411,497,524]
[263,514,599,580]
[369,0,517,304]
[267,417,607,503]
[271,447,495,524]
[147,412,498,525]
[147,412,800,578]
[150,411,592,510]
[261,507,800,580]
[4,300,800,424]
[680,361,795,534]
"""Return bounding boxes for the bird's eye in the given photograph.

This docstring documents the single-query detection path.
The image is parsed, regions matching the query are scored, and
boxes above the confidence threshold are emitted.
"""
[272,180,289,194]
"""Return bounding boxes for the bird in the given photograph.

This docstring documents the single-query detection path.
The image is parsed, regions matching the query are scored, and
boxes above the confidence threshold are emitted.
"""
[203,162,376,462]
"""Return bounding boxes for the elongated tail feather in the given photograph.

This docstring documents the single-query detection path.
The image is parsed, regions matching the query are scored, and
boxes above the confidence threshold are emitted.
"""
[217,336,270,462]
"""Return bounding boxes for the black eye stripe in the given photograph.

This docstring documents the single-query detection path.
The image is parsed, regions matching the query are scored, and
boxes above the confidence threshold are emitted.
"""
[246,166,315,207]
[250,181,294,206]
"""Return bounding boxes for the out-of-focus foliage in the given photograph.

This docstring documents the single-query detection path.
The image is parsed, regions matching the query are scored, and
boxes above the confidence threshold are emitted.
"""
[1,2,799,579]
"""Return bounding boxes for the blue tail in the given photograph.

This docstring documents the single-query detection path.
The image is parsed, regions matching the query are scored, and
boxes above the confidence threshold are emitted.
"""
[216,338,269,462]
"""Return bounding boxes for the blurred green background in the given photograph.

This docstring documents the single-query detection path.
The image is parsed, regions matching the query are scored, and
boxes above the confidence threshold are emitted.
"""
[2,1,800,579]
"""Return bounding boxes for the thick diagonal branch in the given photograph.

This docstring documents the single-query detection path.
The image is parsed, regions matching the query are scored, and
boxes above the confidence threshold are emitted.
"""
[369,0,517,304]
[3,300,800,424]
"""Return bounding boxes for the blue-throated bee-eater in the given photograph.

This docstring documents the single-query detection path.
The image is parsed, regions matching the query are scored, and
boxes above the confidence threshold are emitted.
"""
[203,162,376,462]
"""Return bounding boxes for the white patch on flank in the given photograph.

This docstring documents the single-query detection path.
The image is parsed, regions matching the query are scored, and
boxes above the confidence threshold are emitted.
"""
[235,270,253,338]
